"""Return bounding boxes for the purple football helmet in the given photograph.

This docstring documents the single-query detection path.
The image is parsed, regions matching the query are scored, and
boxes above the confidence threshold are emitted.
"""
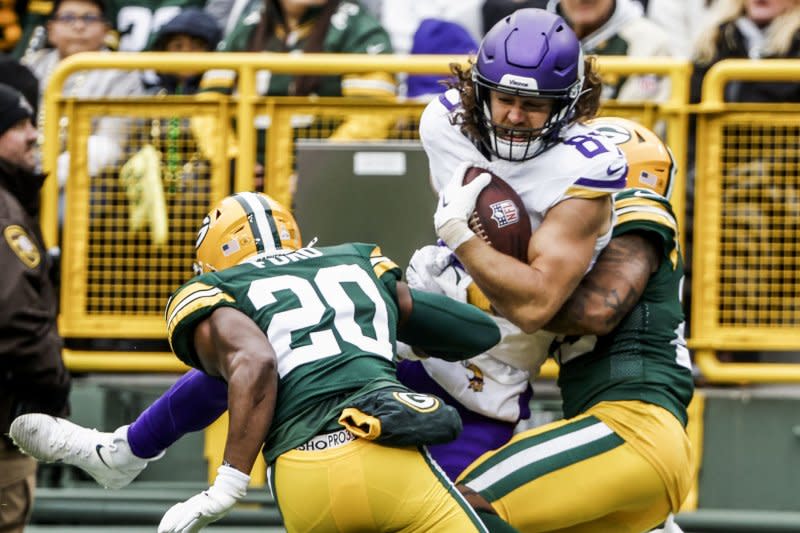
[473,9,585,161]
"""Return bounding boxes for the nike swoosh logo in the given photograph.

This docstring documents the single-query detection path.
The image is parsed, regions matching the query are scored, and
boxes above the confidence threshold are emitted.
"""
[607,161,626,175]
[95,444,111,469]
[366,43,385,54]
[632,189,661,199]
[441,194,450,207]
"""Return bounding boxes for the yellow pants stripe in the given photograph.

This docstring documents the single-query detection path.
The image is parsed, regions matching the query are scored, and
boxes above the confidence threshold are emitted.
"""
[458,401,693,533]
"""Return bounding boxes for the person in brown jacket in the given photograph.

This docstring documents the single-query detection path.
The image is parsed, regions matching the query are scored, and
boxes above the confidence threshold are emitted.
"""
[0,79,70,533]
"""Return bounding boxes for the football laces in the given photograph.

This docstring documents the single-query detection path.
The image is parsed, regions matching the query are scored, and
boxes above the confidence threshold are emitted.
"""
[468,210,492,246]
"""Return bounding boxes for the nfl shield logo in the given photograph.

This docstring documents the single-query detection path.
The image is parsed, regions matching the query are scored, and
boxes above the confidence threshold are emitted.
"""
[489,200,520,228]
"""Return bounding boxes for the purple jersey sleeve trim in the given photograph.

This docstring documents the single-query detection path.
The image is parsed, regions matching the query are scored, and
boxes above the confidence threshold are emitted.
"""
[574,175,627,190]
[438,93,458,112]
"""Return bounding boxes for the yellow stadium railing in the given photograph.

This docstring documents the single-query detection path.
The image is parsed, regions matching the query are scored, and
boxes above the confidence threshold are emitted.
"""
[42,52,693,372]
[42,52,701,491]
[42,53,693,243]
[691,59,800,383]
[591,56,692,240]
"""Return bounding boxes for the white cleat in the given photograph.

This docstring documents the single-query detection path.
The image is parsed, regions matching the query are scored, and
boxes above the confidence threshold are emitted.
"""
[9,414,154,489]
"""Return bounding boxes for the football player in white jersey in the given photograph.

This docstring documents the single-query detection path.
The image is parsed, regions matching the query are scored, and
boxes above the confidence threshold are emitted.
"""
[428,7,627,329]
[419,117,694,532]
[398,7,628,480]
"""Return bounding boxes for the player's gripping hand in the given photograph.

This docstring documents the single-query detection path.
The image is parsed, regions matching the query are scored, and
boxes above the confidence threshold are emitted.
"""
[407,244,472,302]
[434,162,491,250]
[406,244,453,294]
[158,465,249,533]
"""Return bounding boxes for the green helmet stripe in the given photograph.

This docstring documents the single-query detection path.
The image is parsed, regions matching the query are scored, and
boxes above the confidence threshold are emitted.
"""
[233,193,270,254]
[254,193,283,250]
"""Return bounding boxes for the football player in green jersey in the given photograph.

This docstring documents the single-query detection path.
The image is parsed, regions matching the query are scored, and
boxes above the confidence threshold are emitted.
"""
[9,190,515,533]
[454,117,694,533]
[159,191,513,532]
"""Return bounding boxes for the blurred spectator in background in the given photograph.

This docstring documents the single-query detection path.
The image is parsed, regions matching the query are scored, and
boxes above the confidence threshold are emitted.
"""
[107,0,228,51]
[691,0,800,102]
[21,0,144,208]
[379,0,483,56]
[0,54,39,117]
[648,0,721,58]
[551,0,675,101]
[483,0,549,34]
[376,0,481,99]
[0,80,71,533]
[203,0,395,108]
[13,0,230,58]
[405,19,478,101]
[146,7,222,95]
[195,0,397,165]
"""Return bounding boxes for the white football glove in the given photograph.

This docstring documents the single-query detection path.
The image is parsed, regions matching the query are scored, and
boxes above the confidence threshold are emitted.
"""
[158,465,249,533]
[433,162,491,250]
[406,244,473,302]
[406,244,454,293]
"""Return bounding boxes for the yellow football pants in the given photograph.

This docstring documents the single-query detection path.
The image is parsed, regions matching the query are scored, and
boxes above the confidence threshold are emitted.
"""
[270,438,489,533]
[458,400,693,533]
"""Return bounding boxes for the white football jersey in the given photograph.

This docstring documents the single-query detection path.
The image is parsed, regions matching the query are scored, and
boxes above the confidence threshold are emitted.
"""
[421,89,627,233]
[415,88,628,422]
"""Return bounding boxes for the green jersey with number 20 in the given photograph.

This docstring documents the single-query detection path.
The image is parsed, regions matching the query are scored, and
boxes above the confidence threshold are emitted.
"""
[165,242,405,460]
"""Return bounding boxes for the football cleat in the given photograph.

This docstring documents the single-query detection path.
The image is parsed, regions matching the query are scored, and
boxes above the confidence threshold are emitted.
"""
[9,414,157,489]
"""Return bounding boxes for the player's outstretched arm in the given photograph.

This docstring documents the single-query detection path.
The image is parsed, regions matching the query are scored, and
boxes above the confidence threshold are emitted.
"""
[158,307,277,533]
[395,281,500,361]
[545,233,659,336]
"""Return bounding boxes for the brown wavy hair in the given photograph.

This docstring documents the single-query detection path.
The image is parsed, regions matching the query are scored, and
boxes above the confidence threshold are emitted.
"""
[446,55,603,141]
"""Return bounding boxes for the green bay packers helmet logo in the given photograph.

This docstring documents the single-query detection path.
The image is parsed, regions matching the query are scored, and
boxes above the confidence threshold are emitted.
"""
[591,123,632,145]
[4,225,40,268]
[392,392,440,413]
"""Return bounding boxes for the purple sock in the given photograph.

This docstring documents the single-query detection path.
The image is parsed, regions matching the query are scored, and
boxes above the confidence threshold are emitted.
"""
[127,369,229,459]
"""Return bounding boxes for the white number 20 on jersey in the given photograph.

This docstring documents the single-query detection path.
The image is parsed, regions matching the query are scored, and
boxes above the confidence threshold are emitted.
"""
[247,264,393,377]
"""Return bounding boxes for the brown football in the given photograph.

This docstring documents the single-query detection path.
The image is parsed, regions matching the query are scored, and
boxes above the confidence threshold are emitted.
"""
[463,166,532,263]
